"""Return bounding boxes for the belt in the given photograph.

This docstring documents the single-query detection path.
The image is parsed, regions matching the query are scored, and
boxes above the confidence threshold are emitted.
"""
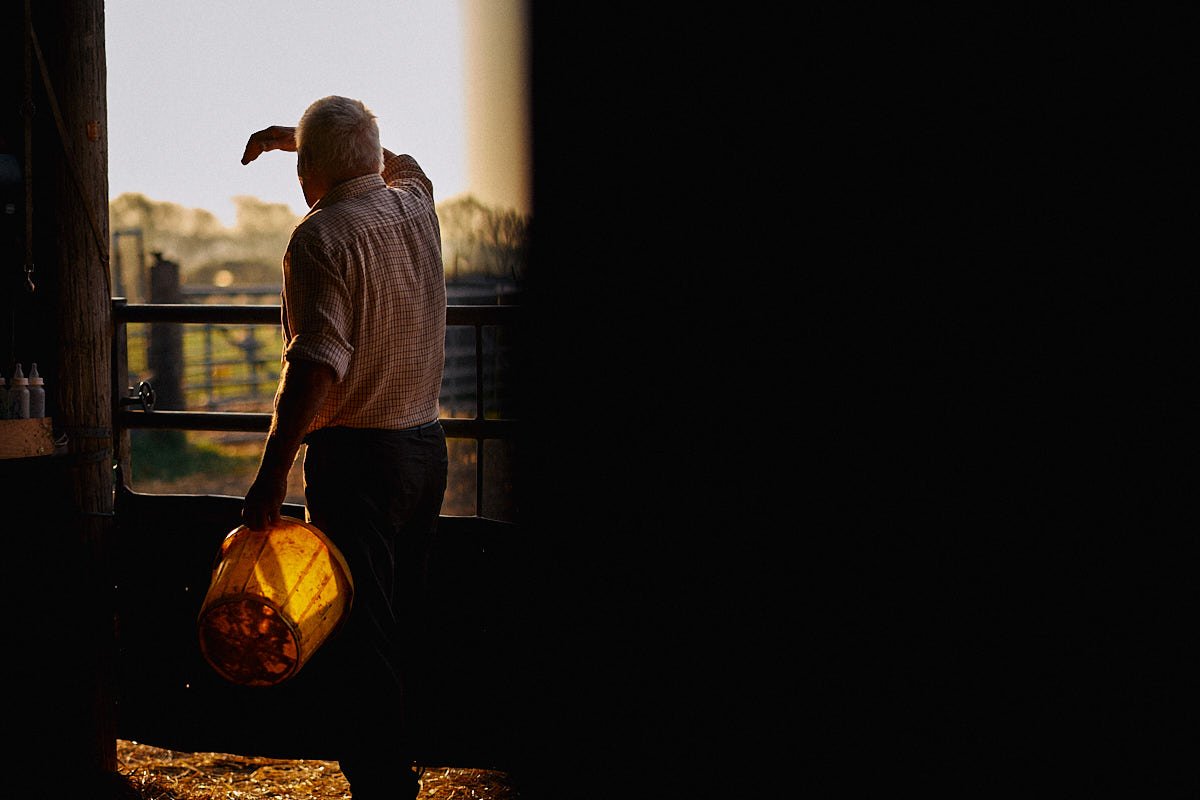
[305,419,441,445]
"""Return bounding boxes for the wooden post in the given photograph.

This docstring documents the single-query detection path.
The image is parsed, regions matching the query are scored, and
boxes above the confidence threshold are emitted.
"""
[28,0,118,791]
[147,253,186,454]
[148,253,183,409]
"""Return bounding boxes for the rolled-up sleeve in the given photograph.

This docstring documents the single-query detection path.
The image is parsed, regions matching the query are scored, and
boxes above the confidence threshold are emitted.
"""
[282,235,354,381]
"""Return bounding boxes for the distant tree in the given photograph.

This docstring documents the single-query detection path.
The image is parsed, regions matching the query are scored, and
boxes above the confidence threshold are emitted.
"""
[484,207,529,281]
[436,194,529,281]
[437,195,484,281]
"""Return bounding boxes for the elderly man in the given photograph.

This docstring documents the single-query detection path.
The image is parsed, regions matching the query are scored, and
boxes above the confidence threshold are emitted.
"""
[240,95,447,800]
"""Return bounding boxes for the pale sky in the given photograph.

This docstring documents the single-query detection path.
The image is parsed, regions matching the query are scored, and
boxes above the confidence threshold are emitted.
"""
[106,0,498,227]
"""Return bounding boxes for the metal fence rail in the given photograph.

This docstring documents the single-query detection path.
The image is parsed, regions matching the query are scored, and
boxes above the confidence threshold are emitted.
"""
[112,299,521,519]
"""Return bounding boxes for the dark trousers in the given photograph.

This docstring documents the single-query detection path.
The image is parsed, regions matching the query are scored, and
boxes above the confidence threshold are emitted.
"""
[302,422,447,799]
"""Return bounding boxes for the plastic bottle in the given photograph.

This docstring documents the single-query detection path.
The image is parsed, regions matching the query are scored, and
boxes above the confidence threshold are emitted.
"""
[28,363,44,419]
[8,363,29,419]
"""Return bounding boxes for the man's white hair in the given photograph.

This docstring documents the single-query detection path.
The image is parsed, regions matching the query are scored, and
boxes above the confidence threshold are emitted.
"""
[296,95,383,178]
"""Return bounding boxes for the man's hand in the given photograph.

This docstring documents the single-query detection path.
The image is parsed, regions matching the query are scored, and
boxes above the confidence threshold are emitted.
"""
[241,125,297,165]
[242,469,289,531]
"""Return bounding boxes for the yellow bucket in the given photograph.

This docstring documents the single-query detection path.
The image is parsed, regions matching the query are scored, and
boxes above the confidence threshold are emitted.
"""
[198,516,354,687]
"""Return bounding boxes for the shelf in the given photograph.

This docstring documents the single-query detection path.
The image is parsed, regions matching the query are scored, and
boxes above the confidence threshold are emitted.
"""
[0,417,55,459]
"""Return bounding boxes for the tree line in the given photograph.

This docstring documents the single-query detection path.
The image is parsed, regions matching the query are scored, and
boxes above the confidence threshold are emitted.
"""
[108,192,530,289]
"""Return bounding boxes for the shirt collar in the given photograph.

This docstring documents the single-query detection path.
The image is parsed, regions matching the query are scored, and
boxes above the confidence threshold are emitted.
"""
[313,172,387,212]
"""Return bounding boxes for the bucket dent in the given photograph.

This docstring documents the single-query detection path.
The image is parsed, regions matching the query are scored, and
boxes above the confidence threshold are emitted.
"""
[198,517,354,687]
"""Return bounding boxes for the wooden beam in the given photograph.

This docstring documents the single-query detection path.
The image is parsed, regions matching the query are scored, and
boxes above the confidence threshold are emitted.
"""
[30,0,117,788]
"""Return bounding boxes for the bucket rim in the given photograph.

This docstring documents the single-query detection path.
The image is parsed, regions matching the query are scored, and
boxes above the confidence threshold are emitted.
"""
[221,516,355,598]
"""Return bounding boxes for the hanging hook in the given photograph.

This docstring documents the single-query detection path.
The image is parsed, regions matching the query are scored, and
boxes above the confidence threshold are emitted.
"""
[23,262,35,293]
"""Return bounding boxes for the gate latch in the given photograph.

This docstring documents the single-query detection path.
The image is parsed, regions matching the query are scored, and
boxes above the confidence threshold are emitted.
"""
[120,380,156,412]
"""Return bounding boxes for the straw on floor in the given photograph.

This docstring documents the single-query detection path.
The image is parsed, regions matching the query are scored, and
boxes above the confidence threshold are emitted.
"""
[117,739,518,799]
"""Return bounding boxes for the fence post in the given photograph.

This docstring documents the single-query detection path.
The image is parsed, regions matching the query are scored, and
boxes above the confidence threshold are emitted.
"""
[146,253,185,453]
[201,324,215,408]
[148,252,183,409]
